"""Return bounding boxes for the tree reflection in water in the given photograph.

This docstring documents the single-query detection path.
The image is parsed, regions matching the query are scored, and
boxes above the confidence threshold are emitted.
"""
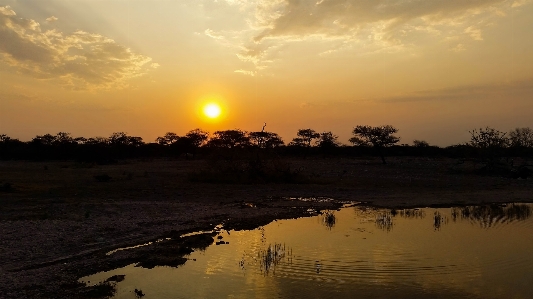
[433,211,448,231]
[259,243,291,275]
[451,203,532,228]
[376,212,394,232]
[398,208,426,219]
[321,210,336,230]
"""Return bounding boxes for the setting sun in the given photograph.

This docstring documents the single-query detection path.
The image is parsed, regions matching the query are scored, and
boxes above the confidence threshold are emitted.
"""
[203,103,221,119]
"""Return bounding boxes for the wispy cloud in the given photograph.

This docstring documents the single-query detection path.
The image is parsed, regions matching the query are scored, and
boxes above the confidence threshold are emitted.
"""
[450,43,466,52]
[234,69,256,76]
[201,0,530,74]
[0,6,157,90]
[379,79,533,103]
[45,16,58,23]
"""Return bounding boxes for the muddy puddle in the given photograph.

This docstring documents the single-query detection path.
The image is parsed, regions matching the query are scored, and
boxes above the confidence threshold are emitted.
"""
[81,203,533,299]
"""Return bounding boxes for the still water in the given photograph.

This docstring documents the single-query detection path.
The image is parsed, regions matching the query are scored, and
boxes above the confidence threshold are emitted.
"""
[82,203,533,299]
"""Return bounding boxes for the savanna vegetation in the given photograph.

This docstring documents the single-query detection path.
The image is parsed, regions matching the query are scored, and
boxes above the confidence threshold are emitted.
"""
[1,125,532,181]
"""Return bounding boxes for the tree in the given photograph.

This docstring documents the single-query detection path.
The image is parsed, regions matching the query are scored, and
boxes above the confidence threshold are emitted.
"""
[469,127,509,149]
[0,134,12,142]
[74,137,87,145]
[86,137,109,145]
[0,135,23,160]
[109,132,143,146]
[32,134,56,146]
[248,131,284,149]
[54,132,75,145]
[413,140,430,147]
[349,125,400,164]
[171,129,210,157]
[509,127,533,148]
[291,129,320,147]
[316,131,340,148]
[315,131,340,157]
[185,129,209,149]
[156,132,180,146]
[469,127,509,166]
[0,135,22,145]
[207,129,250,149]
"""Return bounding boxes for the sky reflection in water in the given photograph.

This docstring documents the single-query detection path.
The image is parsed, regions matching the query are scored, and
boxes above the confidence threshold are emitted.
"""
[82,203,533,299]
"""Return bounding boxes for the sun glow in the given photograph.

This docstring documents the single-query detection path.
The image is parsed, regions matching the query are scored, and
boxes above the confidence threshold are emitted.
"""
[203,103,221,119]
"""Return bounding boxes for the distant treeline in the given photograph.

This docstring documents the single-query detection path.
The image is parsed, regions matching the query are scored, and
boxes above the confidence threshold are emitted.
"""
[1,126,532,162]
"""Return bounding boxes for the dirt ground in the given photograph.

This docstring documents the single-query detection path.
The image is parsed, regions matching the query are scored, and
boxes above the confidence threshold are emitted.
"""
[0,157,532,298]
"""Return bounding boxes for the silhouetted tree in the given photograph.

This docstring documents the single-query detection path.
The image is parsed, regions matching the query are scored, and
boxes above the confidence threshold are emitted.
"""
[207,129,250,149]
[469,127,509,167]
[316,131,339,148]
[413,140,430,147]
[469,127,509,149]
[249,131,284,149]
[185,129,209,149]
[74,137,87,145]
[291,129,320,147]
[0,134,13,142]
[86,137,109,145]
[349,125,400,164]
[32,134,56,146]
[315,131,340,157]
[109,132,143,146]
[509,127,533,148]
[0,134,24,160]
[156,132,180,146]
[168,129,209,157]
[53,132,76,145]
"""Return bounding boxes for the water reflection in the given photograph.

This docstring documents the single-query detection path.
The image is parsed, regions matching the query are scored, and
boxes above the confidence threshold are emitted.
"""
[375,211,394,232]
[398,208,426,219]
[451,203,532,228]
[321,210,336,230]
[82,203,533,299]
[433,211,448,231]
[258,243,291,275]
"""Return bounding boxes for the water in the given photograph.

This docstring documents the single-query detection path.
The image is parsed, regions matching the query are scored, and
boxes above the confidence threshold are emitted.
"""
[82,203,533,299]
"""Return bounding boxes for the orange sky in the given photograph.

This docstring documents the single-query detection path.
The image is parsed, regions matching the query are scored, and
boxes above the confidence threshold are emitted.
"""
[1,0,533,146]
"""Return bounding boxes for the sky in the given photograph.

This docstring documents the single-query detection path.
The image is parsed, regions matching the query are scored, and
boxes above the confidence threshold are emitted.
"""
[1,0,532,146]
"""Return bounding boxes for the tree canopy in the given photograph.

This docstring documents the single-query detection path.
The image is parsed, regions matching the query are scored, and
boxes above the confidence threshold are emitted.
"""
[349,125,400,148]
[349,125,400,164]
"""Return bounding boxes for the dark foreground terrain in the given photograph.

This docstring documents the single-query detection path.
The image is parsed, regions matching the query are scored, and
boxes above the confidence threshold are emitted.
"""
[0,157,532,298]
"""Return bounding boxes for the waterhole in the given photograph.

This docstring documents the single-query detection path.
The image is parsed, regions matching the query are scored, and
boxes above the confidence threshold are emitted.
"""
[82,203,533,299]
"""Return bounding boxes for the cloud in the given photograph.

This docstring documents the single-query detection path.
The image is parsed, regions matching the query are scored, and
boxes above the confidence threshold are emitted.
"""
[292,79,533,110]
[450,43,466,52]
[46,16,58,23]
[0,6,156,90]
[204,0,530,73]
[234,69,256,76]
[512,0,532,7]
[379,79,533,103]
[204,28,224,40]
[464,26,483,40]
[249,0,509,41]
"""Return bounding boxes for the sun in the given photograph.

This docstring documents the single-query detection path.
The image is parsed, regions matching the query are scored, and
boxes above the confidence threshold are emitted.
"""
[203,103,221,119]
